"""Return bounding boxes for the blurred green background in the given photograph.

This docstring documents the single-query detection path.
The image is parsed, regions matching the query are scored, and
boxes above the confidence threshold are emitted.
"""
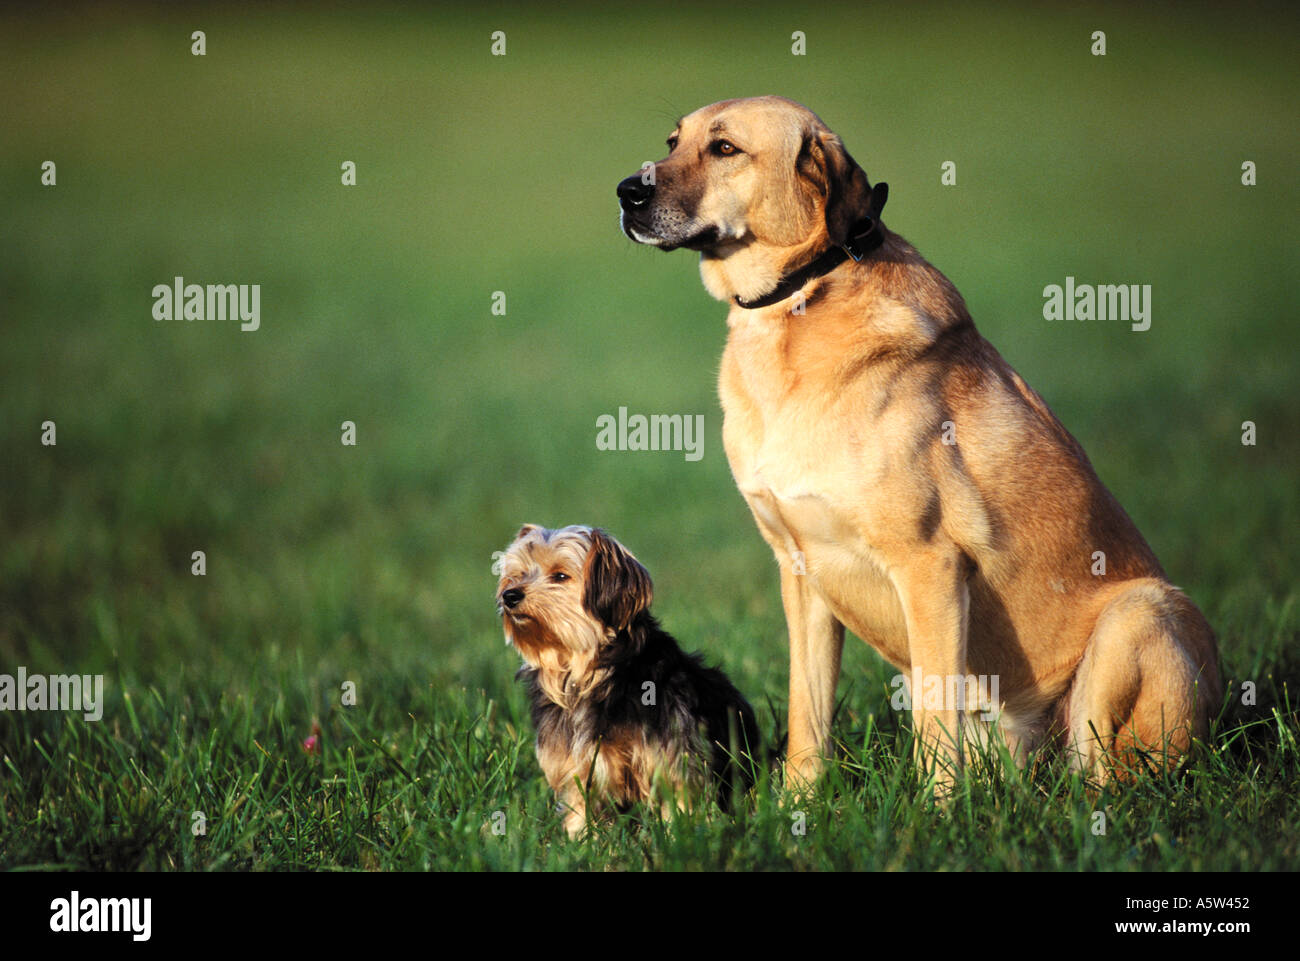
[1,1,1296,848]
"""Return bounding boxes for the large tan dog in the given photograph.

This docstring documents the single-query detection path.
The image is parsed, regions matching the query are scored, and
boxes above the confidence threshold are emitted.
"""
[616,95,1221,788]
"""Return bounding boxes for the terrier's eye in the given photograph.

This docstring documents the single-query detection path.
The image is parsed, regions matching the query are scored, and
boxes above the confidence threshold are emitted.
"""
[711,140,739,157]
[666,134,678,151]
[551,571,570,582]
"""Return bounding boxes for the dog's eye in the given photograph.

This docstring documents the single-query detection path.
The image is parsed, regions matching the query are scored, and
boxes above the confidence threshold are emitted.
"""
[666,135,678,151]
[551,571,571,582]
[711,140,739,157]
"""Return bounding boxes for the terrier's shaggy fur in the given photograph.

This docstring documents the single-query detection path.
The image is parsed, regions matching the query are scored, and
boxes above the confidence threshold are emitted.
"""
[496,524,759,837]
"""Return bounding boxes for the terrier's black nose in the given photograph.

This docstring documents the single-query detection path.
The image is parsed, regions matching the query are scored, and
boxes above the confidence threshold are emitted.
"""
[617,174,653,210]
[501,588,525,609]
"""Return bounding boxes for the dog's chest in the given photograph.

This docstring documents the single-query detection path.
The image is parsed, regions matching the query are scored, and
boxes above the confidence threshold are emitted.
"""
[719,320,911,659]
[719,324,887,540]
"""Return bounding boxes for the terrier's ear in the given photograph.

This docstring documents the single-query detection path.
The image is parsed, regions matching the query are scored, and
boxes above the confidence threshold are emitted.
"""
[515,523,543,541]
[798,128,873,246]
[582,529,653,633]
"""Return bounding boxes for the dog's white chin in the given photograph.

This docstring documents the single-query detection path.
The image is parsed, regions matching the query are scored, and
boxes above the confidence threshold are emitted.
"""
[629,226,664,247]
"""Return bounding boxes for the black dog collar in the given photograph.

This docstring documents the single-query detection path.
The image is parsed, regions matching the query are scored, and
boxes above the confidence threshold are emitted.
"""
[734,181,889,310]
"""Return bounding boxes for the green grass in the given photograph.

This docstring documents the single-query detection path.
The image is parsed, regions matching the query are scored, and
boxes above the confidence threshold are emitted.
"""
[1,2,1297,870]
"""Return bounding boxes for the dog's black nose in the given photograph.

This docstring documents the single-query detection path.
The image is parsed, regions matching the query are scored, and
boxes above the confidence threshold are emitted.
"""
[617,174,653,210]
[501,588,525,609]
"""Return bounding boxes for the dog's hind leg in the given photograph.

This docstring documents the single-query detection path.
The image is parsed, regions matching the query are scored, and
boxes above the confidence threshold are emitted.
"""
[1065,579,1221,782]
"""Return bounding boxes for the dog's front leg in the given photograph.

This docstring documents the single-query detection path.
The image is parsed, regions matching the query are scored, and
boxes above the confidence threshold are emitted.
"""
[558,779,589,839]
[892,548,971,793]
[780,559,846,790]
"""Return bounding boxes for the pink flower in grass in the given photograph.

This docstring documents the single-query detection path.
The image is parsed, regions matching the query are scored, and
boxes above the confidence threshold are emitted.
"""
[303,721,323,755]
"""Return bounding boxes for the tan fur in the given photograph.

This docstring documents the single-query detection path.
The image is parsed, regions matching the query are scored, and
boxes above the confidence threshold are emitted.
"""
[498,526,609,711]
[497,524,736,837]
[620,96,1221,790]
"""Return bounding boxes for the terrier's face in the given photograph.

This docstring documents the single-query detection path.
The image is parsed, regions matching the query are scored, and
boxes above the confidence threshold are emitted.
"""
[496,524,653,670]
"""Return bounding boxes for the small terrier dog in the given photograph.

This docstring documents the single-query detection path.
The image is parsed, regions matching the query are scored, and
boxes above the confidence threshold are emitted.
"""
[496,524,759,837]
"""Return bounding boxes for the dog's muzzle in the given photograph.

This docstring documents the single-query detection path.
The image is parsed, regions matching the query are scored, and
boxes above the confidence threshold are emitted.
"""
[501,587,525,610]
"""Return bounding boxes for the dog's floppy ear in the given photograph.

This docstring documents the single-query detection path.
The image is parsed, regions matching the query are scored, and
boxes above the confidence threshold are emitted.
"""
[583,528,653,633]
[798,128,875,246]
